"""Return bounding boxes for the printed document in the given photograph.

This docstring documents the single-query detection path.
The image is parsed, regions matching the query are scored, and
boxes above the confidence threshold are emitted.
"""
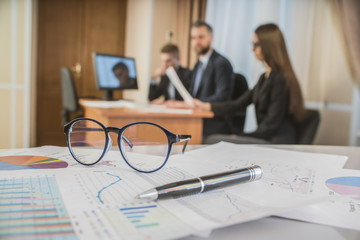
[166,66,194,106]
[0,142,357,240]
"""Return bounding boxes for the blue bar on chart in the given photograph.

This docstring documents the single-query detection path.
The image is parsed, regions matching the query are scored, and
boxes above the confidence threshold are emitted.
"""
[120,204,159,228]
[102,202,193,239]
[0,176,77,240]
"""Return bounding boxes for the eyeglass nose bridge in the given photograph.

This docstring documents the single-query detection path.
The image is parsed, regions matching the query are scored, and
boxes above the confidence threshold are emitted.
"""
[106,127,121,134]
[105,126,134,148]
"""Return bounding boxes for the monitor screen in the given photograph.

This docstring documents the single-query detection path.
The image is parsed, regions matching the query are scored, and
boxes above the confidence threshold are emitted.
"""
[93,53,138,98]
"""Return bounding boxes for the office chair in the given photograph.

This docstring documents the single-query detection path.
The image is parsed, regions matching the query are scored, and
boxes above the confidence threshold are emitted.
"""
[61,67,82,125]
[226,73,249,133]
[295,109,321,144]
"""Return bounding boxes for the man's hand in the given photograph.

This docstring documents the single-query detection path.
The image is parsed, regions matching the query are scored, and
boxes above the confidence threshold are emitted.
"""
[150,98,165,105]
[165,100,193,109]
[193,99,211,111]
[151,65,166,79]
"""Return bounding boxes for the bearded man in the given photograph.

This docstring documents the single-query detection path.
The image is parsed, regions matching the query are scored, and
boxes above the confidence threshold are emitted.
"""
[190,20,234,138]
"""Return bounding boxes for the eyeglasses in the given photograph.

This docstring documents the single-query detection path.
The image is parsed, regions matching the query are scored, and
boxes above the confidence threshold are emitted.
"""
[64,118,191,173]
[252,41,261,48]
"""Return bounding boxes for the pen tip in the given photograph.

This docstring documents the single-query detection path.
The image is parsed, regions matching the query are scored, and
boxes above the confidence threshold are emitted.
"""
[135,189,158,201]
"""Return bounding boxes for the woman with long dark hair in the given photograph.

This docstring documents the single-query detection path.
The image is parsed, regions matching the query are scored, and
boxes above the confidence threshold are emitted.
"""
[195,23,305,144]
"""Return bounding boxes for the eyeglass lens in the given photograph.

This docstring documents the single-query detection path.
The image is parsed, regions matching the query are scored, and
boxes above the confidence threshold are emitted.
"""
[68,119,107,164]
[68,119,170,172]
[121,123,169,172]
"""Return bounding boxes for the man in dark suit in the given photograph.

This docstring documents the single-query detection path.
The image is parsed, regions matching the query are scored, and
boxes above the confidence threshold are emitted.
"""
[149,44,191,103]
[190,20,234,137]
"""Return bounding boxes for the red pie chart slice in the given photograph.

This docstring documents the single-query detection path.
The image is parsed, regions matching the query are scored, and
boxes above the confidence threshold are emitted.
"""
[0,155,68,170]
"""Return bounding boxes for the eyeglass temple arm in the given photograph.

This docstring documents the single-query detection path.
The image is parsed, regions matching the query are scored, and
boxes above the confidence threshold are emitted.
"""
[69,127,134,148]
[68,127,104,133]
[176,135,191,154]
[121,136,133,148]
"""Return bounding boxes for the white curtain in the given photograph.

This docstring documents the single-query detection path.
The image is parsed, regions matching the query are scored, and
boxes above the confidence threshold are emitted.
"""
[205,0,358,145]
[206,0,318,86]
[206,0,317,132]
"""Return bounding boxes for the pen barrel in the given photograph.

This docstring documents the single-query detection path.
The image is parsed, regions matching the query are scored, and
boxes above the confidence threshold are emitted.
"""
[157,178,202,199]
[201,165,262,192]
[153,166,262,200]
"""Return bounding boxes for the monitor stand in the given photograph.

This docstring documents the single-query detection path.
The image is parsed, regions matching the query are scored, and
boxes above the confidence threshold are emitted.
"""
[103,90,116,101]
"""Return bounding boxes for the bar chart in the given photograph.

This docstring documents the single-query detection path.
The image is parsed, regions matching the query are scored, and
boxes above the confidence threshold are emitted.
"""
[0,176,76,239]
[120,204,159,228]
[102,202,193,239]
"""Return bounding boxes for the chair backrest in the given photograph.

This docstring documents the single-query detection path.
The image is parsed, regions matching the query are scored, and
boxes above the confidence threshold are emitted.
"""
[232,73,248,100]
[227,73,249,133]
[61,67,78,113]
[295,109,321,144]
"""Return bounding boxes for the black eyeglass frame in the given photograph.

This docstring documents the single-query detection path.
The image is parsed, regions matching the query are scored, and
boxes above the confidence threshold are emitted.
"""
[64,117,191,173]
[252,41,261,49]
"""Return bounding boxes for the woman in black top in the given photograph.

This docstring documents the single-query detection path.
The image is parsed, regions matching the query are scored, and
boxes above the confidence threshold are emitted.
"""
[194,23,305,144]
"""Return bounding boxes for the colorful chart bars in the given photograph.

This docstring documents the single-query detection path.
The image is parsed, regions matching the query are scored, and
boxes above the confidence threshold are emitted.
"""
[0,176,77,239]
[102,201,192,239]
[120,204,159,229]
[0,156,68,170]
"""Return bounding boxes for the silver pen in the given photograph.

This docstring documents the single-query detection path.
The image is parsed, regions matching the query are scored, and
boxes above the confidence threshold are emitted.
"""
[136,165,263,201]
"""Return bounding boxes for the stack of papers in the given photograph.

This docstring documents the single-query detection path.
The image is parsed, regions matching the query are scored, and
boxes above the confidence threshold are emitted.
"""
[0,142,359,239]
[80,99,193,114]
[81,99,136,108]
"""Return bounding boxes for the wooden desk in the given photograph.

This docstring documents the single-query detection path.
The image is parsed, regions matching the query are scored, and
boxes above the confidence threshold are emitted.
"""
[79,99,214,144]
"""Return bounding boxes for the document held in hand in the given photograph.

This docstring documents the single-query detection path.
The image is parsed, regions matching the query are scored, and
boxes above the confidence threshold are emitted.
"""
[166,66,194,106]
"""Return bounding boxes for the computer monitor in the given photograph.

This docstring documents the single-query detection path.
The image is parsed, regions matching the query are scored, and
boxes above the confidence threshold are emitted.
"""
[93,52,138,100]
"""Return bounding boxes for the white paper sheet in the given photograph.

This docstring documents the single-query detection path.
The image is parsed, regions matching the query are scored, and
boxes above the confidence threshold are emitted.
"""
[0,168,324,240]
[80,99,193,114]
[166,66,194,106]
[80,99,136,108]
[139,103,193,114]
[277,168,360,231]
[0,142,353,239]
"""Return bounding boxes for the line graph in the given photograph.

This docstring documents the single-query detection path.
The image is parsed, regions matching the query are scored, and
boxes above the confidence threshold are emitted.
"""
[138,166,195,186]
[263,165,315,194]
[74,171,148,205]
[97,173,122,204]
[177,190,247,224]
[72,167,196,206]
[220,158,316,195]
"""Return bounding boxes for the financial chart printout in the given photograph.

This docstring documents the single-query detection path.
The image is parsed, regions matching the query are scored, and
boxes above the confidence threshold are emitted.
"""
[277,169,360,230]
[0,155,68,170]
[0,143,356,239]
[0,175,76,240]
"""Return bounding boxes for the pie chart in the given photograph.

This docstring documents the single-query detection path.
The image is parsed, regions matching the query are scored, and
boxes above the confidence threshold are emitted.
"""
[325,177,360,200]
[0,155,68,170]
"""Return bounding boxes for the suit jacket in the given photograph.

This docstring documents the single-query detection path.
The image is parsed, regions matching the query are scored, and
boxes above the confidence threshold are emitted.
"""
[190,50,233,102]
[148,66,192,101]
[211,71,296,144]
[190,50,233,138]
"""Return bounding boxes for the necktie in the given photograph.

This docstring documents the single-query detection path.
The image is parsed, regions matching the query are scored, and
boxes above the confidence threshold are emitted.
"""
[192,62,204,96]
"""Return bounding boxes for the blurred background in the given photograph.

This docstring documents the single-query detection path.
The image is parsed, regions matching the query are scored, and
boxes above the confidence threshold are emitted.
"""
[0,0,359,148]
